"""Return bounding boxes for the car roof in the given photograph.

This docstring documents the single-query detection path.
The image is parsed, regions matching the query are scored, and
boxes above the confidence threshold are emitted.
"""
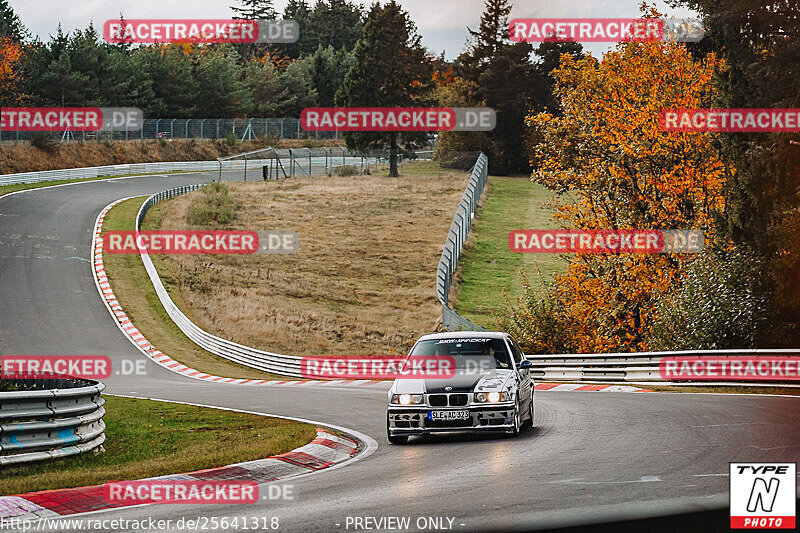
[416,331,509,341]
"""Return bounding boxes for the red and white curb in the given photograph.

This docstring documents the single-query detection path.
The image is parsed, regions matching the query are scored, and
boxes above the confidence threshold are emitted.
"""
[533,383,650,393]
[92,198,650,394]
[0,428,359,520]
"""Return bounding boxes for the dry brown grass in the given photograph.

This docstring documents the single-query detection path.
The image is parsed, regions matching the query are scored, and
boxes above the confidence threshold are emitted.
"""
[149,172,469,356]
[102,198,288,379]
[0,138,342,175]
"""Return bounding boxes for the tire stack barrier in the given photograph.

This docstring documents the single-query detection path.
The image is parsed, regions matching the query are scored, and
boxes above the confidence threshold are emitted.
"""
[0,378,105,466]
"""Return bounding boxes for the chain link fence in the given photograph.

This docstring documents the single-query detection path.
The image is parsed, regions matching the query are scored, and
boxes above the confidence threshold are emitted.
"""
[214,146,477,181]
[216,146,390,181]
[0,118,341,143]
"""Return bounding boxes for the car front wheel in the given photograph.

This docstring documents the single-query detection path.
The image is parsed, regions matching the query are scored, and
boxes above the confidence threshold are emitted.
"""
[528,391,535,428]
[508,400,521,436]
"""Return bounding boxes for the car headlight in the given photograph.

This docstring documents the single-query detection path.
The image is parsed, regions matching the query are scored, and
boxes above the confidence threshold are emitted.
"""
[391,394,424,405]
[474,391,511,403]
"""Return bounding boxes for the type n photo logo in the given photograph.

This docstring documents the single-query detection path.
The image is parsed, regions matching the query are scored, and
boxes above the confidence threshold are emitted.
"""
[730,463,796,529]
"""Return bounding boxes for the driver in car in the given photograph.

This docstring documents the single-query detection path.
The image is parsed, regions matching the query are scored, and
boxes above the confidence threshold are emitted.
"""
[483,344,510,369]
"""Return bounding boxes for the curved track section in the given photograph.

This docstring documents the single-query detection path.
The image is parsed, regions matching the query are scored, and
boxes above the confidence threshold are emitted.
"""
[1,173,800,531]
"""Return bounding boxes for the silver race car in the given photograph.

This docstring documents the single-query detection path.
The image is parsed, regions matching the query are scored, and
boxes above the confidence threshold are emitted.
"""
[386,332,534,444]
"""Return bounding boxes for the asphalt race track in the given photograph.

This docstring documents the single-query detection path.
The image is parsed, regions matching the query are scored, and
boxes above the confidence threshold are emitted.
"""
[2,172,800,532]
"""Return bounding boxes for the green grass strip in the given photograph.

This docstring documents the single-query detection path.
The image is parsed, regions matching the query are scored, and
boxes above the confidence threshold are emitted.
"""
[454,176,566,328]
[0,396,316,495]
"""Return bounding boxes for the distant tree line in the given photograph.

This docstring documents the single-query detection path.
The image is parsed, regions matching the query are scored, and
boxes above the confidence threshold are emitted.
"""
[0,0,582,174]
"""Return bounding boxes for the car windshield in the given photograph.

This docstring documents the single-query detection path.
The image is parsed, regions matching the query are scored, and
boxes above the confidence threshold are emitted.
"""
[409,338,512,370]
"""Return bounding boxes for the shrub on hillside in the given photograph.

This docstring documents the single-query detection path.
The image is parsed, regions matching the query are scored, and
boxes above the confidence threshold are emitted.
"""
[186,183,239,225]
[335,165,358,176]
[496,272,577,354]
[0,381,17,392]
[645,248,789,349]
[30,132,58,153]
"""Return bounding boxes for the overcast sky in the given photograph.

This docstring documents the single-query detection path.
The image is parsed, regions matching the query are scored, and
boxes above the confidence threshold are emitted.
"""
[9,0,698,59]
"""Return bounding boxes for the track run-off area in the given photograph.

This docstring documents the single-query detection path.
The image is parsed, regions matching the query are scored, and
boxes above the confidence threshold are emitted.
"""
[1,171,799,532]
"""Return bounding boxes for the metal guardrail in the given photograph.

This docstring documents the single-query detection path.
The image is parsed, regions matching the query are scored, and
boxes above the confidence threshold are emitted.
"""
[2,160,234,188]
[0,149,379,188]
[0,378,106,466]
[436,153,488,331]
[526,348,800,384]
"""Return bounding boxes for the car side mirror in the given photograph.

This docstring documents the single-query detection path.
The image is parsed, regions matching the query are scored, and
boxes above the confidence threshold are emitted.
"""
[518,360,532,370]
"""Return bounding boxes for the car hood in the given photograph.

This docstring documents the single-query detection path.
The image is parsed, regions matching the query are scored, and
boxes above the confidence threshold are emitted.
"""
[392,369,513,394]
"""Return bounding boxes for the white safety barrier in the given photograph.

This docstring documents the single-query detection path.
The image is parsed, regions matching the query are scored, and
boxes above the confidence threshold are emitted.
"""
[0,161,222,187]
[527,348,800,385]
[0,157,343,187]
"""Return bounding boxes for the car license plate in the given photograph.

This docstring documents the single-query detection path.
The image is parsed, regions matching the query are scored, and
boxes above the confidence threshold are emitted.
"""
[429,410,469,421]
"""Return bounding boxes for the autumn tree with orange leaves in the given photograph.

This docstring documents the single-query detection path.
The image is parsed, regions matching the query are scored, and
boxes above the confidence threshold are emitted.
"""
[0,36,24,105]
[502,25,730,353]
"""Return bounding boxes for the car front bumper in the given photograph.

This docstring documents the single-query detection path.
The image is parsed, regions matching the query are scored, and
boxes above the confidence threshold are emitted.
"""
[387,404,516,434]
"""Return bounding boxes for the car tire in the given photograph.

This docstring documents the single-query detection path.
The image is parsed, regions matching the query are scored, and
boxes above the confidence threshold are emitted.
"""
[387,414,408,445]
[527,390,535,428]
[507,400,521,437]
